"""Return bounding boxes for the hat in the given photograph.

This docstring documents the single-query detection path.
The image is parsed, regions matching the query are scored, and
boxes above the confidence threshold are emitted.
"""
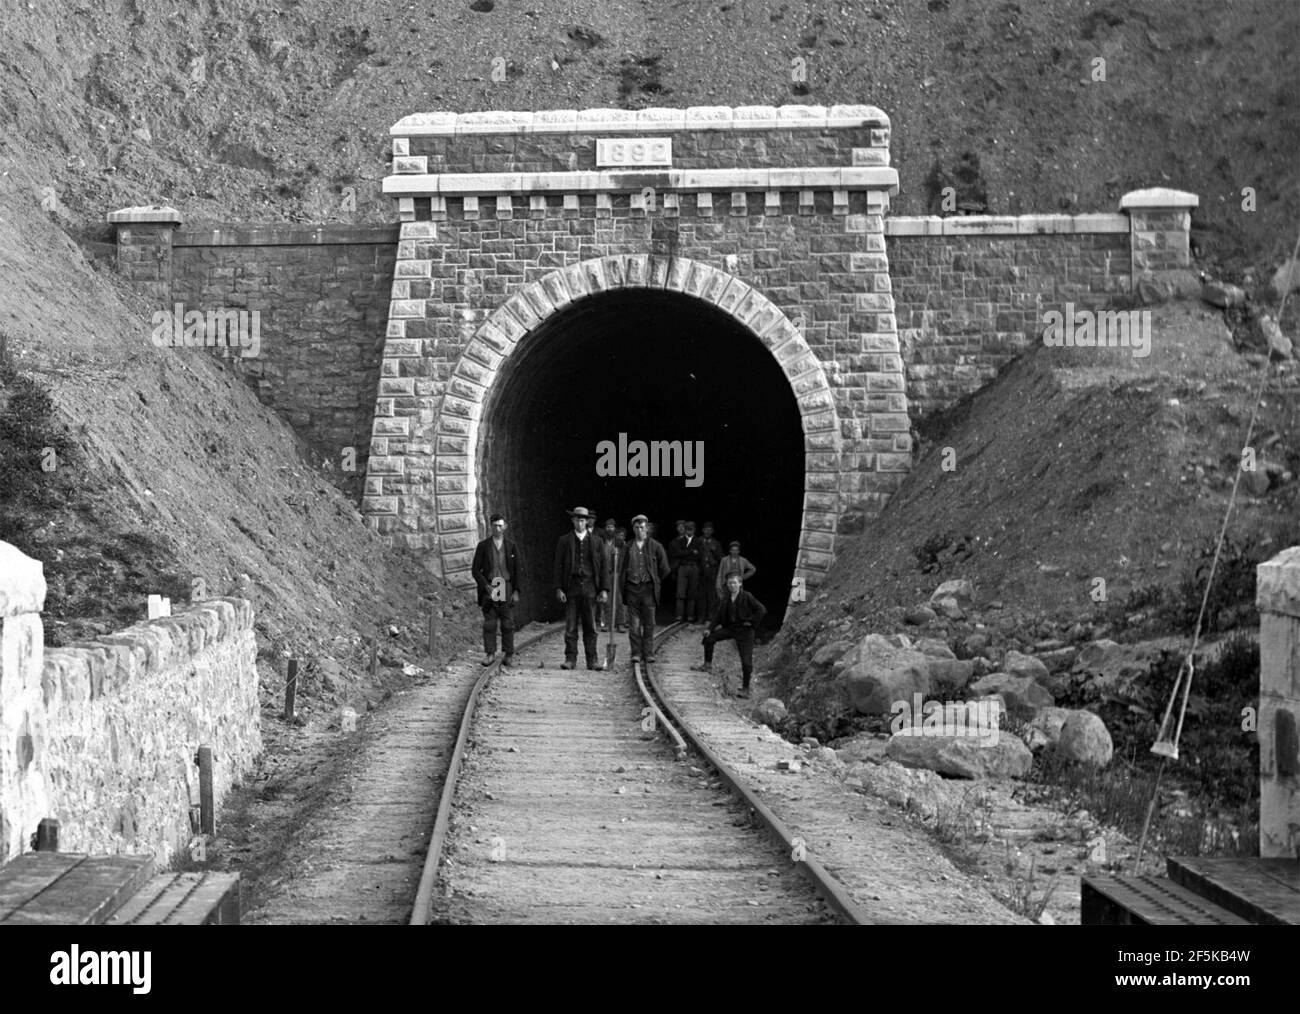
[675,519,685,526]
[567,507,593,519]
[603,517,616,527]
[489,512,505,523]
[685,521,696,531]
[702,521,714,528]
[631,514,650,525]
[729,540,741,549]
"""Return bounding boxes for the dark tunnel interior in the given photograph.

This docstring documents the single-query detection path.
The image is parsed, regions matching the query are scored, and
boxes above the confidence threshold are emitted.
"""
[476,289,807,631]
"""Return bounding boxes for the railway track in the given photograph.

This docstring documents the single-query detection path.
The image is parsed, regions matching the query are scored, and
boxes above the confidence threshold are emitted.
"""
[411,621,869,925]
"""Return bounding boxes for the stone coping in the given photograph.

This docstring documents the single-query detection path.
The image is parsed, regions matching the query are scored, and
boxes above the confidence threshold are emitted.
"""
[1119,187,1199,209]
[172,224,400,247]
[383,166,899,197]
[42,598,255,703]
[1257,546,1300,619]
[105,206,183,224]
[886,214,1130,237]
[390,105,890,137]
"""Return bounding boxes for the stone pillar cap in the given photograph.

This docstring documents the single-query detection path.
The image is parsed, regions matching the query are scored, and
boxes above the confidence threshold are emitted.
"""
[1257,545,1300,619]
[1119,188,1198,210]
[107,205,182,224]
[0,541,47,616]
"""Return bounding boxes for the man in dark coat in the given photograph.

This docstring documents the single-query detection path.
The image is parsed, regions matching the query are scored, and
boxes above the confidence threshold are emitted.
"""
[553,506,608,669]
[696,521,724,626]
[596,517,626,632]
[693,572,767,698]
[471,512,522,667]
[617,513,671,664]
[668,520,702,623]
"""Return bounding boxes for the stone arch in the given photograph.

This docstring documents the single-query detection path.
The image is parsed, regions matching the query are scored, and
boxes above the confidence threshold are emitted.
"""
[433,253,843,590]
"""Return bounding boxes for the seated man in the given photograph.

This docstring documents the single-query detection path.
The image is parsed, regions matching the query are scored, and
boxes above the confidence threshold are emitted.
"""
[692,572,767,698]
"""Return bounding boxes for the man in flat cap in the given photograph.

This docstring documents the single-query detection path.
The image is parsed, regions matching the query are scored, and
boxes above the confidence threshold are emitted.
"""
[715,540,756,596]
[553,506,608,669]
[618,514,671,663]
[472,512,522,667]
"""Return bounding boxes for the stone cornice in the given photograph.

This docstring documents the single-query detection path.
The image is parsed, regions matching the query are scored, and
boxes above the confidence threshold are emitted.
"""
[383,166,899,197]
[390,105,890,137]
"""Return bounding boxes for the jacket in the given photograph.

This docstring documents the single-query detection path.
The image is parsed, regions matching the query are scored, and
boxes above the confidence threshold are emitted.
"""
[553,530,607,592]
[472,536,522,608]
[697,537,724,571]
[669,534,702,569]
[617,536,671,602]
[709,588,767,630]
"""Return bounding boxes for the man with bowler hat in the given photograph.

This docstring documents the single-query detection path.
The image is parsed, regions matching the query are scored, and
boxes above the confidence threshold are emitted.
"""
[553,506,608,669]
[618,514,671,663]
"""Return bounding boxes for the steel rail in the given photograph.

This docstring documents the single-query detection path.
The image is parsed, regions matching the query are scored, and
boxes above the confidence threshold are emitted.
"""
[408,621,563,926]
[639,626,874,926]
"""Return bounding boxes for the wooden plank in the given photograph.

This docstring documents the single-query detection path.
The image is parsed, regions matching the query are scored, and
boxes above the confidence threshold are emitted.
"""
[0,854,86,919]
[1167,857,1300,926]
[108,873,241,925]
[1081,875,1249,926]
[2,855,154,925]
[166,874,240,925]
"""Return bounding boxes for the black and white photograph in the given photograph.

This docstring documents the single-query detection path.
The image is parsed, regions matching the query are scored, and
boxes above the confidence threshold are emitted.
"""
[0,0,1296,986]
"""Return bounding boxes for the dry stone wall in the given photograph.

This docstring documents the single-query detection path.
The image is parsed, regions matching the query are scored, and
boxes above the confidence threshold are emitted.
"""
[0,542,260,865]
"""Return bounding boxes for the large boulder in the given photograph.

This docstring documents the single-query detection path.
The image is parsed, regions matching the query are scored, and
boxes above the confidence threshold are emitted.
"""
[1020,706,1072,752]
[932,596,966,620]
[913,638,957,660]
[832,732,890,766]
[1001,649,1051,685]
[752,698,787,728]
[810,640,853,669]
[885,732,1033,779]
[968,672,1055,719]
[928,658,977,694]
[929,579,974,605]
[839,635,932,715]
[1058,710,1114,766]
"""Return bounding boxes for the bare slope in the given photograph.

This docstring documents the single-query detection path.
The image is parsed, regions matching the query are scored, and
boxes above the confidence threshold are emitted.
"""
[775,299,1299,728]
[1,0,1296,275]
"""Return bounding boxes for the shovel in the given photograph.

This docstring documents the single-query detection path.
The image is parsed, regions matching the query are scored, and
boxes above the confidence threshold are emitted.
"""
[605,581,619,668]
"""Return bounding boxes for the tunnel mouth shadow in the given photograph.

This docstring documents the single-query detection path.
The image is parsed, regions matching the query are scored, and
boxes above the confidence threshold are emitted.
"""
[475,288,807,628]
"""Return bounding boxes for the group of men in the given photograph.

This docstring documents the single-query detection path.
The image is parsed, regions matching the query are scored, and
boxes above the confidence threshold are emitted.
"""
[470,507,767,698]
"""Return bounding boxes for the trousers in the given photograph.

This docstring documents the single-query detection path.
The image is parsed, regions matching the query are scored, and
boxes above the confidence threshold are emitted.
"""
[624,582,658,660]
[703,625,756,685]
[563,579,599,664]
[675,564,699,621]
[481,600,515,655]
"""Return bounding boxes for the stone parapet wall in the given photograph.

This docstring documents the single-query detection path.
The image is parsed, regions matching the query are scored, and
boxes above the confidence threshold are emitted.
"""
[0,542,261,865]
[1257,546,1300,858]
[886,214,1131,416]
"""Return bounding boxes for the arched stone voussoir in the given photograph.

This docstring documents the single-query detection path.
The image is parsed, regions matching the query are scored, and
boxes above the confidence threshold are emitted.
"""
[429,254,860,586]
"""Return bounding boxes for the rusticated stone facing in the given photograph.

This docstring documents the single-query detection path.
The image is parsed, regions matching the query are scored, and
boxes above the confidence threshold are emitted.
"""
[0,539,260,866]
[1257,546,1300,857]
[365,105,907,588]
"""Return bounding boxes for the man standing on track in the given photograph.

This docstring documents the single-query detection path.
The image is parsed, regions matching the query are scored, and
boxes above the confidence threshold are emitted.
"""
[618,513,671,664]
[693,573,767,698]
[471,512,522,668]
[696,521,723,627]
[596,517,625,632]
[669,520,702,623]
[553,506,608,670]
[716,540,757,596]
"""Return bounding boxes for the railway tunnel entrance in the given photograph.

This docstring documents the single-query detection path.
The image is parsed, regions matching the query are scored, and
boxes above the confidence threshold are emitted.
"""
[479,288,806,628]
